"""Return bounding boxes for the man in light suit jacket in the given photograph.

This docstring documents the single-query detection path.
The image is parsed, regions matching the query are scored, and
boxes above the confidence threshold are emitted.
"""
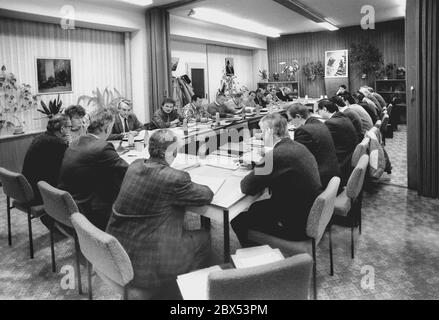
[59,108,128,230]
[231,113,322,247]
[317,100,358,187]
[106,129,213,298]
[108,99,145,140]
[287,103,340,189]
[206,92,238,118]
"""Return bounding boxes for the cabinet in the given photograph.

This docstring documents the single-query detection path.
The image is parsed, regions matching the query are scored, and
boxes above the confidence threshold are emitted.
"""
[257,81,299,99]
[375,79,407,125]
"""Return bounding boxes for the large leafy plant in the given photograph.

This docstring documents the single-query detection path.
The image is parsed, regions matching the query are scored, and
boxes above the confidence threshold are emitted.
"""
[350,42,384,79]
[77,87,124,110]
[0,65,38,131]
[37,94,63,118]
[302,61,324,81]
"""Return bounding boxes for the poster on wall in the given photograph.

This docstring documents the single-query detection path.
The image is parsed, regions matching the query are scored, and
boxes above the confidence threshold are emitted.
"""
[325,50,348,78]
[225,58,235,76]
[36,58,72,94]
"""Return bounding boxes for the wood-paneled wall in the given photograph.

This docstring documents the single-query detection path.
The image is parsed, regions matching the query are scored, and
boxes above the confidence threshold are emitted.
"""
[0,17,126,132]
[267,20,405,97]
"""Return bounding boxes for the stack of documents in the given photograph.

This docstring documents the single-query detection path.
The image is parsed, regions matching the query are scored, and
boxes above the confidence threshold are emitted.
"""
[177,265,222,300]
[231,245,284,269]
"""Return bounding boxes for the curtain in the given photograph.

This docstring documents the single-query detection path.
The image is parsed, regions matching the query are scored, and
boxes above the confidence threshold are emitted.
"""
[146,7,172,117]
[411,0,439,197]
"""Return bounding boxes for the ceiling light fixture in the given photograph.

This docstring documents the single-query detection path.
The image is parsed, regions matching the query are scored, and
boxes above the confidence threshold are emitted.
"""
[118,0,153,6]
[189,8,281,38]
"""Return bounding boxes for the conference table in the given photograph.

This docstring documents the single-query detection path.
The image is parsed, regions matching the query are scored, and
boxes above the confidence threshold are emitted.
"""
[110,98,321,262]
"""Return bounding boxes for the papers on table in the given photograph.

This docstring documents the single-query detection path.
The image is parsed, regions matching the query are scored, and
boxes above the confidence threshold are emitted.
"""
[177,265,222,300]
[201,154,241,170]
[172,154,200,171]
[231,245,284,269]
[189,174,226,195]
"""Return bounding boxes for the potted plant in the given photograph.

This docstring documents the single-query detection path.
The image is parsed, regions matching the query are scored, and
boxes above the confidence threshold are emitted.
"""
[384,63,397,80]
[350,42,384,80]
[303,61,324,81]
[77,87,125,110]
[281,60,300,81]
[259,69,268,82]
[0,66,38,135]
[37,94,63,118]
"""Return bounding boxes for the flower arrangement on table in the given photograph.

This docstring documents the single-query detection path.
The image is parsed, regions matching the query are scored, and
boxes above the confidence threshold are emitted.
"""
[0,66,38,135]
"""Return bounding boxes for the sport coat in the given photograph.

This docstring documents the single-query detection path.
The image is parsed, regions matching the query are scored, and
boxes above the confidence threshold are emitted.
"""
[59,134,128,230]
[106,158,213,290]
[108,113,144,141]
[294,118,340,188]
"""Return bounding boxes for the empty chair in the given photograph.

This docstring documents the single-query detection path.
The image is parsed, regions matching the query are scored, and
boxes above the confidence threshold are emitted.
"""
[332,155,369,259]
[0,167,45,258]
[70,212,134,300]
[352,137,370,168]
[247,176,340,300]
[37,181,84,294]
[208,253,313,300]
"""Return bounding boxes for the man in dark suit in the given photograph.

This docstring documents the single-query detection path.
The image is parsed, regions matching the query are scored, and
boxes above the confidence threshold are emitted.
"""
[106,129,213,298]
[287,103,340,188]
[108,99,145,140]
[22,115,71,206]
[331,96,364,142]
[231,113,322,246]
[317,100,358,187]
[353,92,378,124]
[59,108,128,230]
[254,88,268,107]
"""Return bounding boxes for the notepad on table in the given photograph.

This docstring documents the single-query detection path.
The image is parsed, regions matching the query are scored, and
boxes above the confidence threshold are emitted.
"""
[231,245,284,269]
[177,265,222,300]
[190,174,226,194]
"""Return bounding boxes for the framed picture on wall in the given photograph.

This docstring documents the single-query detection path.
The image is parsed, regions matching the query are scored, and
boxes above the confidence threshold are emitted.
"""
[225,58,235,76]
[36,58,73,94]
[325,50,348,78]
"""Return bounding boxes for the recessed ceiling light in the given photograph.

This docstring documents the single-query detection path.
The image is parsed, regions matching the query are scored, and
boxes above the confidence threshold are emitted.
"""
[118,0,153,6]
[317,21,339,31]
[189,8,281,38]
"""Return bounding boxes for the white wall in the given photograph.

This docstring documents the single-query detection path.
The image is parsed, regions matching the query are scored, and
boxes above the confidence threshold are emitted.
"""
[0,0,149,123]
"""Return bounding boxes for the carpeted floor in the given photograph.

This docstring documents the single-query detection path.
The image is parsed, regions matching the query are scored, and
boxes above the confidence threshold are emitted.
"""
[2,125,439,300]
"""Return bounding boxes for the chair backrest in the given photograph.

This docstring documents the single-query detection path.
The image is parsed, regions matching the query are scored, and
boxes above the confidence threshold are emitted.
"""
[387,104,393,117]
[381,114,390,133]
[374,120,382,129]
[306,177,340,244]
[37,181,78,227]
[0,167,34,203]
[352,137,370,167]
[71,212,134,288]
[346,155,370,200]
[207,253,313,300]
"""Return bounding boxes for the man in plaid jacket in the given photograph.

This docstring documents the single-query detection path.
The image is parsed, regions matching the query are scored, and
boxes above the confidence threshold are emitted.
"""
[106,129,214,298]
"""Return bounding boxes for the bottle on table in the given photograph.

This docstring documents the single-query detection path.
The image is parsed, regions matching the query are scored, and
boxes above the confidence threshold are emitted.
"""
[143,130,150,148]
[242,106,246,120]
[215,112,220,126]
[182,118,189,135]
[255,105,261,117]
[127,132,135,147]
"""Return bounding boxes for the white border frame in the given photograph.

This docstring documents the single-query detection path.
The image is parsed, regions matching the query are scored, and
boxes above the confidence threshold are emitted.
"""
[324,50,348,79]
[35,57,73,95]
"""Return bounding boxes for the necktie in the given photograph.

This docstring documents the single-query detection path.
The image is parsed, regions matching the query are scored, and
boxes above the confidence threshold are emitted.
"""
[124,118,129,132]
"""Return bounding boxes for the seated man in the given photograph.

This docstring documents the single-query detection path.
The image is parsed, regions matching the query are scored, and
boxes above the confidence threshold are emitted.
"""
[22,115,71,207]
[64,105,87,143]
[331,96,364,142]
[231,113,322,247]
[224,92,246,112]
[359,87,382,115]
[341,93,373,134]
[106,129,213,297]
[152,98,183,128]
[244,91,258,108]
[336,84,350,99]
[287,103,340,188]
[108,99,145,140]
[206,92,239,118]
[316,100,358,187]
[353,92,378,124]
[276,87,294,102]
[254,88,268,107]
[59,108,128,230]
[182,95,210,122]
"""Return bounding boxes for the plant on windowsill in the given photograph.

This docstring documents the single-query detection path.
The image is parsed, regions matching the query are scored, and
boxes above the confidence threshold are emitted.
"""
[37,94,63,118]
[0,66,38,135]
[303,61,324,81]
[350,42,384,80]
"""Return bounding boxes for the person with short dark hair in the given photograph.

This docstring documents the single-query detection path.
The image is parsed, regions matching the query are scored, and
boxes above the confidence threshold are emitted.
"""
[59,108,128,230]
[106,129,213,297]
[331,96,364,141]
[108,99,145,140]
[276,87,294,102]
[64,105,87,142]
[231,113,322,246]
[316,99,358,187]
[341,93,374,134]
[152,98,183,129]
[287,103,340,188]
[182,95,210,122]
[254,88,268,107]
[353,92,378,124]
[206,93,238,118]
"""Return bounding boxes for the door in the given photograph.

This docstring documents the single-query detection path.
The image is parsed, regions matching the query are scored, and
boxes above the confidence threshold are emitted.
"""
[187,63,209,101]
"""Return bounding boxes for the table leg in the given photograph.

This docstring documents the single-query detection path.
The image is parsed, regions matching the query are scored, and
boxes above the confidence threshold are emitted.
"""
[223,210,230,263]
